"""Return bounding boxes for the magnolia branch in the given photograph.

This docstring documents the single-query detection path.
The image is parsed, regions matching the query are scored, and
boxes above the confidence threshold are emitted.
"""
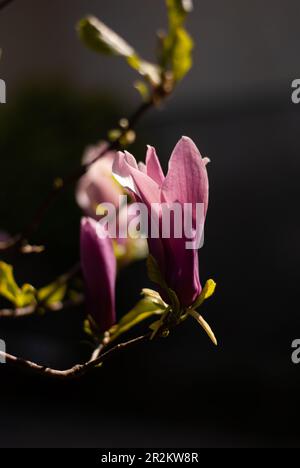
[0,295,84,318]
[0,333,150,379]
[21,100,153,242]
[0,304,35,318]
[0,262,82,318]
[0,98,156,253]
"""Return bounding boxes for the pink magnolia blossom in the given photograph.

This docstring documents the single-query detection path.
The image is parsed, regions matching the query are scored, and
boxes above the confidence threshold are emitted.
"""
[80,217,116,332]
[76,142,148,266]
[112,136,209,307]
[76,143,123,219]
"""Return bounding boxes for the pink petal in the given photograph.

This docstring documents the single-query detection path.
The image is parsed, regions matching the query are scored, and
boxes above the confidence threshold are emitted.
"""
[76,150,123,218]
[138,162,147,173]
[80,217,116,332]
[161,136,209,217]
[146,146,165,186]
[81,142,110,165]
[124,151,139,169]
[113,151,161,208]
[162,236,201,306]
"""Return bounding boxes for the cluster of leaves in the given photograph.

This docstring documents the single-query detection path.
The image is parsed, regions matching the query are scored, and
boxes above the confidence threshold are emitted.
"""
[0,261,66,310]
[146,255,217,344]
[160,0,194,82]
[85,253,216,346]
[77,0,194,102]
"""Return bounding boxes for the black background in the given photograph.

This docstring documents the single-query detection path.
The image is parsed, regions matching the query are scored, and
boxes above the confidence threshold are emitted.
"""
[0,0,299,448]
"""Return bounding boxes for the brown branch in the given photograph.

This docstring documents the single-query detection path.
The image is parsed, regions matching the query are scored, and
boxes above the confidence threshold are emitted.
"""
[0,333,150,379]
[0,304,35,318]
[89,332,111,362]
[0,98,155,254]
[0,294,84,318]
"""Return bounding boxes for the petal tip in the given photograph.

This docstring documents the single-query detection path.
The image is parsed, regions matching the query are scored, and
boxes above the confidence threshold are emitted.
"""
[81,216,89,228]
[203,157,211,166]
[181,135,194,144]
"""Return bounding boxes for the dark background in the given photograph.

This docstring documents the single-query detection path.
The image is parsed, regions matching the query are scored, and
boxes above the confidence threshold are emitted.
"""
[0,0,299,448]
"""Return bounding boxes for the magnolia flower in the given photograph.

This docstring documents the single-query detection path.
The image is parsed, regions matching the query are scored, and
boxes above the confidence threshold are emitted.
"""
[76,143,124,219]
[113,136,209,308]
[80,217,116,332]
[76,142,148,267]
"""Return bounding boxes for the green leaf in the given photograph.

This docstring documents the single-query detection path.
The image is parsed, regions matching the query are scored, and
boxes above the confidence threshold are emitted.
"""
[161,0,194,82]
[171,27,193,82]
[146,255,166,289]
[146,255,180,312]
[141,288,167,307]
[83,318,93,336]
[134,80,150,101]
[77,16,135,57]
[18,284,36,308]
[0,262,19,303]
[109,297,166,342]
[167,287,181,315]
[84,314,100,337]
[127,55,161,86]
[0,261,36,308]
[188,309,218,346]
[149,306,171,339]
[78,16,161,87]
[37,281,67,307]
[192,279,217,310]
[166,0,193,30]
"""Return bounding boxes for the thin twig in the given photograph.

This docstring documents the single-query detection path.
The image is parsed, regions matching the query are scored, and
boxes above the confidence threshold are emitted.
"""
[0,333,150,379]
[0,99,155,253]
[38,262,81,308]
[0,304,35,318]
[89,332,111,362]
[0,294,84,318]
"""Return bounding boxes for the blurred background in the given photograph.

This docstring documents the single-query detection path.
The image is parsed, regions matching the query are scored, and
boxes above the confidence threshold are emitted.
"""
[0,0,299,448]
